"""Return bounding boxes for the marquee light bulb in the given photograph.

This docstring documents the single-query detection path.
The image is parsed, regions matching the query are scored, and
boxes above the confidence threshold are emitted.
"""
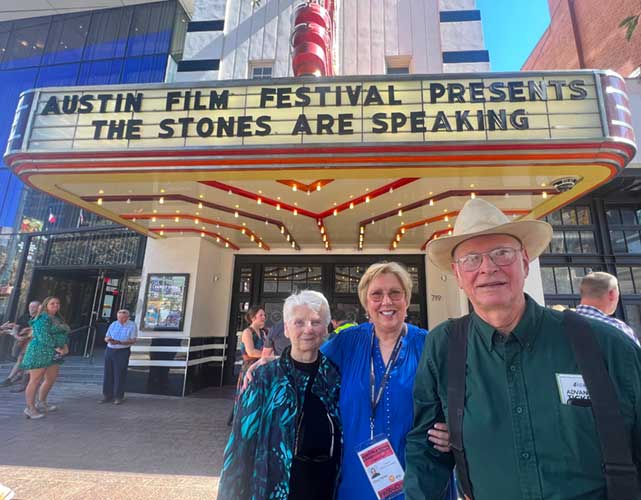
[444,215,449,222]
[194,218,199,224]
[401,227,405,234]
[250,235,255,242]
[392,241,397,249]
[97,198,103,205]
[159,230,164,236]
[293,209,298,216]
[365,195,370,203]
[175,217,179,222]
[216,237,220,243]
[234,211,239,218]
[151,216,156,222]
[159,196,164,204]
[360,226,364,234]
[276,203,281,210]
[200,232,205,237]
[198,202,203,209]
[126,198,131,204]
[257,198,262,205]
[470,192,476,199]
[542,191,548,199]
[317,183,321,191]
[258,241,262,248]
[429,199,434,206]
[225,242,229,248]
[292,184,297,192]
[333,209,338,216]
[398,209,403,217]
[280,226,285,234]
[349,202,354,209]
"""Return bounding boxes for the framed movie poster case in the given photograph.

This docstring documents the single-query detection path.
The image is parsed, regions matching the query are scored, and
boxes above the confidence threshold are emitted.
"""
[141,273,189,331]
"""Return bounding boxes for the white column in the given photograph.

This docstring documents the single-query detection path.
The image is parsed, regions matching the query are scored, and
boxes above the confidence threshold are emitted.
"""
[525,258,546,306]
[425,255,469,329]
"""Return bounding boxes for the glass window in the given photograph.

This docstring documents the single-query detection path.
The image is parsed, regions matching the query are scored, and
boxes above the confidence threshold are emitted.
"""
[277,266,292,293]
[621,208,637,225]
[36,63,80,87]
[126,2,175,57]
[239,266,252,293]
[561,207,577,225]
[263,266,278,293]
[623,304,641,339]
[554,267,572,294]
[2,18,50,69]
[83,8,131,60]
[120,54,167,83]
[42,13,90,65]
[541,267,556,294]
[579,231,596,253]
[576,206,592,225]
[387,66,409,75]
[610,230,627,253]
[632,267,641,294]
[550,232,565,253]
[626,231,641,253]
[564,231,581,253]
[546,211,562,226]
[251,66,272,79]
[569,267,589,294]
[335,266,349,293]
[77,59,123,85]
[607,208,621,225]
[616,267,635,294]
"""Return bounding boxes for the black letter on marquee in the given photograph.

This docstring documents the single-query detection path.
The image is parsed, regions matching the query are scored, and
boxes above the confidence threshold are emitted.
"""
[507,82,526,102]
[455,111,473,131]
[237,116,252,137]
[488,82,506,102]
[317,114,335,134]
[338,113,354,135]
[431,112,452,132]
[125,119,142,139]
[429,83,446,104]
[410,112,426,133]
[468,82,485,103]
[125,93,143,112]
[568,80,588,100]
[166,91,181,111]
[177,117,194,137]
[158,119,175,138]
[292,114,312,135]
[92,120,107,139]
[209,90,229,109]
[364,86,384,106]
[447,84,466,103]
[388,86,402,105]
[41,96,61,115]
[391,113,407,133]
[78,94,94,113]
[196,117,214,137]
[255,115,272,136]
[510,109,529,130]
[295,87,311,107]
[371,113,388,133]
[260,88,276,108]
[346,85,362,106]
[487,109,507,131]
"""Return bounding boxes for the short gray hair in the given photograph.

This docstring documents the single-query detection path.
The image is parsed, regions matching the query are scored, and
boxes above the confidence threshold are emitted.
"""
[580,272,618,299]
[117,309,131,315]
[283,290,331,326]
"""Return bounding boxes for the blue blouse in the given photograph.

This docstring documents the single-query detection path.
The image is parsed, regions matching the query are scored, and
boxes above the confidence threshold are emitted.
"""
[321,322,431,500]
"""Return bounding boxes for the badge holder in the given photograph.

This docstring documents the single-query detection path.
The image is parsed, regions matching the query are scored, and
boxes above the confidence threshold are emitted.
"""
[356,434,405,500]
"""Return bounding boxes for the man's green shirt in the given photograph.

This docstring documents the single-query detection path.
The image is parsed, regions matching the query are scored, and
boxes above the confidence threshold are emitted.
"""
[405,295,641,500]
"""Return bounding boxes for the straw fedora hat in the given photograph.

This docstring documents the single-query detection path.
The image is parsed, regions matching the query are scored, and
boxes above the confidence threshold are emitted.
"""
[426,198,553,272]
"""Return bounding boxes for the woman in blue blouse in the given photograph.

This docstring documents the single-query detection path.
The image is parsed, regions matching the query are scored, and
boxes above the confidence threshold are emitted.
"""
[322,262,455,500]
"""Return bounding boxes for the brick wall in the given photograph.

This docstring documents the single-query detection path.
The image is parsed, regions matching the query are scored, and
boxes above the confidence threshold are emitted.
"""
[522,0,641,76]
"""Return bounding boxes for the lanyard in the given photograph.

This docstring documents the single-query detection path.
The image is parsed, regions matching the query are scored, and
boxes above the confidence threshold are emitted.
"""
[369,324,406,440]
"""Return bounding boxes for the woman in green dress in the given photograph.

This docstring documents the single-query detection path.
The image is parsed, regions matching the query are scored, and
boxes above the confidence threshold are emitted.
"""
[21,296,70,419]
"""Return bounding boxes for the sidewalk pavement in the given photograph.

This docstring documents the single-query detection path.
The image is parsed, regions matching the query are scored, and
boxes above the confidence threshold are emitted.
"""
[0,381,234,499]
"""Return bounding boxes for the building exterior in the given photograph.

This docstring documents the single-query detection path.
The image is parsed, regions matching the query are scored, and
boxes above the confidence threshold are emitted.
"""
[0,0,189,358]
[1,0,637,396]
[523,0,641,335]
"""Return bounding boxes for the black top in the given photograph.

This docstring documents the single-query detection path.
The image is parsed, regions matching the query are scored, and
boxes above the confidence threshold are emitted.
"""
[16,312,32,330]
[288,354,341,500]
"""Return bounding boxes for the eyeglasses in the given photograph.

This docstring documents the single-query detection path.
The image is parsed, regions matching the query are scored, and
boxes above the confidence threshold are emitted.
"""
[454,246,522,272]
[368,289,405,302]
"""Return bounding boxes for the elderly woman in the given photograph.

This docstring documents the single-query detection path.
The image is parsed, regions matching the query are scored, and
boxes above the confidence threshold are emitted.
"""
[20,296,69,419]
[218,290,341,500]
[321,261,455,500]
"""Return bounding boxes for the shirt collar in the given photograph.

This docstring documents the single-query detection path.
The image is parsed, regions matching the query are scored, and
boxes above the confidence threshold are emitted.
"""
[471,294,541,352]
[575,304,607,319]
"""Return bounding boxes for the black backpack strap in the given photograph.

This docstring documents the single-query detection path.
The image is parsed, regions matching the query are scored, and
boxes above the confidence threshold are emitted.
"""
[447,314,474,500]
[562,310,639,500]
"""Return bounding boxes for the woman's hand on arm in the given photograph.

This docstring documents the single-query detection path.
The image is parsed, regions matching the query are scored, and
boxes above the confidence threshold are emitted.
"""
[427,422,451,453]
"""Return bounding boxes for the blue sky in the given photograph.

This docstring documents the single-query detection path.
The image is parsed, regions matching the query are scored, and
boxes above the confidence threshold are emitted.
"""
[476,0,551,71]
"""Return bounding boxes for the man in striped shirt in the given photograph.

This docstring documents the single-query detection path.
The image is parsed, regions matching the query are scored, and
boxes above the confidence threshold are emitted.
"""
[576,271,640,346]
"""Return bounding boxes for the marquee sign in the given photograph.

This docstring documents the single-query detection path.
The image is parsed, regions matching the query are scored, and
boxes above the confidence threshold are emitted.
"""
[5,71,626,154]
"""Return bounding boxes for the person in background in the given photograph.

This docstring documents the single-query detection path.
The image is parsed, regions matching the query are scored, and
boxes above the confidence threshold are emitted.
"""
[0,301,41,391]
[228,305,267,425]
[327,308,357,338]
[405,198,641,500]
[261,319,289,358]
[100,309,138,405]
[218,290,341,500]
[321,261,455,500]
[20,296,69,419]
[576,271,640,346]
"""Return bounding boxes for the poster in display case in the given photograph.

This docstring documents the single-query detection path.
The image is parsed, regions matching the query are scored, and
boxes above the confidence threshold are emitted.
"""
[141,273,189,331]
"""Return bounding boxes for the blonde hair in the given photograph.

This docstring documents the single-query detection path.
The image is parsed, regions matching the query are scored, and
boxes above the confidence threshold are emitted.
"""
[357,262,413,309]
[37,296,65,322]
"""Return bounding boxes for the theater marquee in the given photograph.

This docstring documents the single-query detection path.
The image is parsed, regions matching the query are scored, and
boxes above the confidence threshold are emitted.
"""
[6,72,623,152]
[3,70,636,250]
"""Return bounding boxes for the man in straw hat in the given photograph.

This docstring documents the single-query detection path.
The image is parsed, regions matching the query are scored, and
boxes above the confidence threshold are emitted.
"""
[404,198,641,500]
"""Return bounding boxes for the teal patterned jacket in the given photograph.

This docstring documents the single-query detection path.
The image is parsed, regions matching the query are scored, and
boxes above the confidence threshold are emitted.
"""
[218,348,342,500]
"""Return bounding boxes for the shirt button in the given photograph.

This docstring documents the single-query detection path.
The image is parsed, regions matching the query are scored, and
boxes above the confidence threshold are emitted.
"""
[521,452,530,460]
[516,406,523,414]
[510,365,517,372]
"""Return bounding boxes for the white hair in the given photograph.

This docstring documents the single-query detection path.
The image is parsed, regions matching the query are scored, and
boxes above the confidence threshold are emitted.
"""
[282,290,331,326]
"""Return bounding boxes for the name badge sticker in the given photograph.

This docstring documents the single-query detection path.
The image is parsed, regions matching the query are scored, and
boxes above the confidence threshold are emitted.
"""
[356,435,404,500]
[556,373,590,405]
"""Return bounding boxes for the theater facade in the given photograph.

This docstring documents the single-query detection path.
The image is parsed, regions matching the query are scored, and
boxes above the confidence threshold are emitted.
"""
[4,67,637,394]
